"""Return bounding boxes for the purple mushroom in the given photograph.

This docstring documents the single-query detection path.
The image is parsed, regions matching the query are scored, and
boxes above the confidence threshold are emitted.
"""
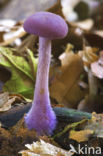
[23,12,68,135]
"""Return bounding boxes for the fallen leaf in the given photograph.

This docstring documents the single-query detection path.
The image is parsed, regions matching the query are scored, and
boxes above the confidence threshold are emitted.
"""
[59,44,74,67]
[0,19,26,46]
[91,51,103,79]
[0,96,16,112]
[69,129,93,142]
[68,112,103,139]
[1,27,26,46]
[0,47,37,99]
[79,46,98,72]
[50,44,85,108]
[0,92,9,107]
[85,112,103,138]
[53,119,87,139]
[19,139,73,156]
[0,92,24,112]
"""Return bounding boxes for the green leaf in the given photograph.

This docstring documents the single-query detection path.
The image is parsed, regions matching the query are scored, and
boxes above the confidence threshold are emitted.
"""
[0,47,38,99]
[27,49,38,80]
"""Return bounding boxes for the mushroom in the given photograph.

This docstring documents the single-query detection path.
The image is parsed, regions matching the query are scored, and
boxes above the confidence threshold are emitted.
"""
[23,12,68,135]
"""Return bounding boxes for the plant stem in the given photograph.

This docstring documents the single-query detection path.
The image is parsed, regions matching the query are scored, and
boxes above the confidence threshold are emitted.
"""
[88,70,98,97]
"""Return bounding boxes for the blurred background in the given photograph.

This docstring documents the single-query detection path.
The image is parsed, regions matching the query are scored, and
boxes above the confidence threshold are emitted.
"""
[0,0,57,20]
[0,0,101,21]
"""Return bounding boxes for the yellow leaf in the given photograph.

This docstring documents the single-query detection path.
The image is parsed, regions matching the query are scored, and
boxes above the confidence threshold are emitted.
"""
[69,129,93,142]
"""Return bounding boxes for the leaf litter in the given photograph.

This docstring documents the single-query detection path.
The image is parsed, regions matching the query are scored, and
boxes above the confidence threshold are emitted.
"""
[0,92,24,112]
[0,47,38,99]
[19,139,73,156]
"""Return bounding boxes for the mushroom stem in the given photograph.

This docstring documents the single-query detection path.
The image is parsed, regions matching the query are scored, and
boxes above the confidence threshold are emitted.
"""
[33,37,51,104]
[25,37,57,135]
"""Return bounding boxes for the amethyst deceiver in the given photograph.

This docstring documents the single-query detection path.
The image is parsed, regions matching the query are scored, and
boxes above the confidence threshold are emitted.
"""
[23,12,68,135]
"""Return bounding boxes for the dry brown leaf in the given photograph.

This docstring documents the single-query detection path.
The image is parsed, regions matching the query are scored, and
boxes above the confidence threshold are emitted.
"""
[50,44,85,108]
[79,46,98,72]
[40,135,59,147]
[59,44,74,67]
[1,27,26,46]
[0,19,26,46]
[0,96,16,112]
[91,51,103,79]
[68,112,103,142]
[0,92,24,112]
[19,140,73,156]
[0,92,9,107]
[69,129,93,142]
[85,112,103,138]
[0,92,12,111]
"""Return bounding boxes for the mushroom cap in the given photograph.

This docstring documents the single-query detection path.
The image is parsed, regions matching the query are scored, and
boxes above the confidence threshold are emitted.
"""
[23,12,68,39]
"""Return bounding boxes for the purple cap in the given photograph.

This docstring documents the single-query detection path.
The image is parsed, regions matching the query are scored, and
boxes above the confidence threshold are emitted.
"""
[23,12,68,39]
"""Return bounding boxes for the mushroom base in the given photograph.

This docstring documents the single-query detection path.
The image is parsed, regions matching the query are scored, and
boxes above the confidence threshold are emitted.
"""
[25,103,57,135]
